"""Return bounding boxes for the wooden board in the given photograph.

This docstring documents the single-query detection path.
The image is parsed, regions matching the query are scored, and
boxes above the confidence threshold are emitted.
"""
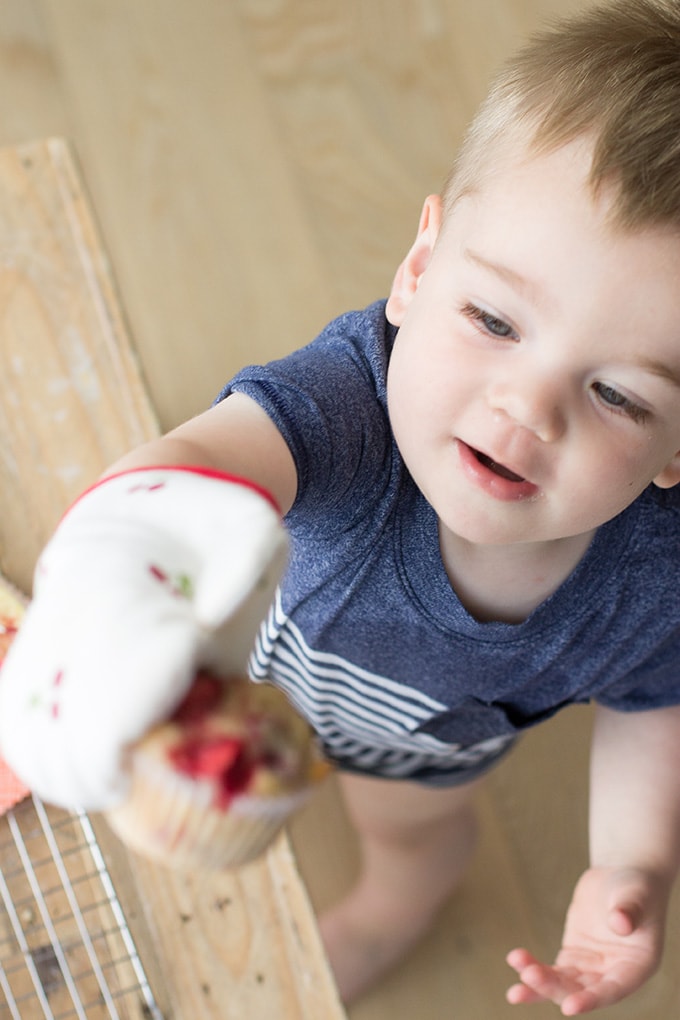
[0,137,344,1020]
[0,138,158,594]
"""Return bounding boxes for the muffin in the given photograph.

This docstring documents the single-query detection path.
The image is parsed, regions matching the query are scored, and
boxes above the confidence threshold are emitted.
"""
[106,671,329,869]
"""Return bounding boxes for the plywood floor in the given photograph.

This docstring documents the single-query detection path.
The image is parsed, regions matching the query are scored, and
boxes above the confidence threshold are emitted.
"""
[0,2,678,1018]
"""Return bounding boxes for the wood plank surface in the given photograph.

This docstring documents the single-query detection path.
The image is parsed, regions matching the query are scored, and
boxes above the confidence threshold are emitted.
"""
[0,139,158,593]
[0,3,678,1018]
[40,0,334,431]
[0,138,344,1020]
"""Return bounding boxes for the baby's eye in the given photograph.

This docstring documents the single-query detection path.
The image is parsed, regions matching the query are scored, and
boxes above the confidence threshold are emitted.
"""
[592,382,649,424]
[462,303,518,340]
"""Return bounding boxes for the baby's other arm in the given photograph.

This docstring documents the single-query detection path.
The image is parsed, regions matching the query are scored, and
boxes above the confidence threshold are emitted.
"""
[589,702,680,891]
[507,703,680,1015]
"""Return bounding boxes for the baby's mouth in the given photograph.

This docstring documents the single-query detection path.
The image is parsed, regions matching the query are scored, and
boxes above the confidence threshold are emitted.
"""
[473,449,526,483]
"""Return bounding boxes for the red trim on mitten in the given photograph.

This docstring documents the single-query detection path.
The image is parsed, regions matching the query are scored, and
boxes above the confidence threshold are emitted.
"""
[62,466,281,521]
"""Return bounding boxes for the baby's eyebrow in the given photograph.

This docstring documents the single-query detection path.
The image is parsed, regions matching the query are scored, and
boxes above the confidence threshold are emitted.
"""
[634,356,680,389]
[462,248,550,309]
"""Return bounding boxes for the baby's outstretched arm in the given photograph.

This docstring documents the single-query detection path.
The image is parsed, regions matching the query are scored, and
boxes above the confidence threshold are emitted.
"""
[506,703,680,1015]
[111,391,298,514]
[0,393,298,809]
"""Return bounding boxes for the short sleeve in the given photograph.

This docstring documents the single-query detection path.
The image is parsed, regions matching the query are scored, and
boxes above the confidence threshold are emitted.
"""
[593,485,680,713]
[214,302,397,530]
[595,626,680,712]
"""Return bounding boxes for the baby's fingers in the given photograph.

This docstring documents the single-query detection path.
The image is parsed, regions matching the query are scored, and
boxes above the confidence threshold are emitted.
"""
[506,948,563,990]
[506,953,591,1011]
[507,950,567,1007]
[506,981,546,1005]
[507,955,630,1015]
[516,961,576,999]
[506,948,550,1003]
[506,947,541,973]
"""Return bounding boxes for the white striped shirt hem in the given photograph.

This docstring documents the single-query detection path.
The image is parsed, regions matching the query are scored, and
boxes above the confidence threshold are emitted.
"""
[249,593,512,779]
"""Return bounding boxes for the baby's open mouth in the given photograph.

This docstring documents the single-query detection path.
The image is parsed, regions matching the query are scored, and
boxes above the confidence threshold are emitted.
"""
[474,449,526,483]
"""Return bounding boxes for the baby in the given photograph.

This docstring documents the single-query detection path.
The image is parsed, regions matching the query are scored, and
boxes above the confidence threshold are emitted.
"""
[3,0,680,1014]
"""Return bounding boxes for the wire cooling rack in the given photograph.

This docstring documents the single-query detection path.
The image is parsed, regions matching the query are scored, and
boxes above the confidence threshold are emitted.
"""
[0,795,164,1019]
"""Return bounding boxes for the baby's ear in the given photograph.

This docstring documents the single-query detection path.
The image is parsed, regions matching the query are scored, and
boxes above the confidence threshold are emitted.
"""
[386,194,442,326]
[653,451,680,489]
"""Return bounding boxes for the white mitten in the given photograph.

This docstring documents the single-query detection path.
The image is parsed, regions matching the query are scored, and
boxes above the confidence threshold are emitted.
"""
[0,466,288,810]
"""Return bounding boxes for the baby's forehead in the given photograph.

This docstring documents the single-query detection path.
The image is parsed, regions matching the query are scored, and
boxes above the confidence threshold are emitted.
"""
[447,129,680,247]
[439,142,680,334]
[451,110,680,238]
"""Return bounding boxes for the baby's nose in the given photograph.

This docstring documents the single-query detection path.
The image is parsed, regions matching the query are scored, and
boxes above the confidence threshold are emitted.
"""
[487,376,566,443]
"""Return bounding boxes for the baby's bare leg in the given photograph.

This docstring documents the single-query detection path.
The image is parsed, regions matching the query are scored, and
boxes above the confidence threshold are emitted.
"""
[320,771,482,1004]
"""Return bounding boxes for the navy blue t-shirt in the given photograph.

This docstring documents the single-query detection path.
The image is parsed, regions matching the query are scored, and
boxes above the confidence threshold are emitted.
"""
[217,301,680,785]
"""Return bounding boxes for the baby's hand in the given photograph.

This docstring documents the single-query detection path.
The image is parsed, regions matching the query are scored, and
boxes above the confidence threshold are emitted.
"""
[0,468,287,810]
[506,867,667,1015]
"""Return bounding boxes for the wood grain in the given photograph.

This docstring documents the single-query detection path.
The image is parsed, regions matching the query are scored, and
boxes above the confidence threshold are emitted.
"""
[0,139,158,592]
[98,825,345,1020]
[40,0,335,430]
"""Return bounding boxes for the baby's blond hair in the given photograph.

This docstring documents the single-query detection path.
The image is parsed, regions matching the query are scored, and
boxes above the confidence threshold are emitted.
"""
[444,0,680,230]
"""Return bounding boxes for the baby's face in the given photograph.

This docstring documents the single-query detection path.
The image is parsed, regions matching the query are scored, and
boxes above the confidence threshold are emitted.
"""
[386,139,680,548]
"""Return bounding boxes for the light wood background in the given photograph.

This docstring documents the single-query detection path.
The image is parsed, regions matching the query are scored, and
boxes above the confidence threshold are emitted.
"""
[0,2,678,1019]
